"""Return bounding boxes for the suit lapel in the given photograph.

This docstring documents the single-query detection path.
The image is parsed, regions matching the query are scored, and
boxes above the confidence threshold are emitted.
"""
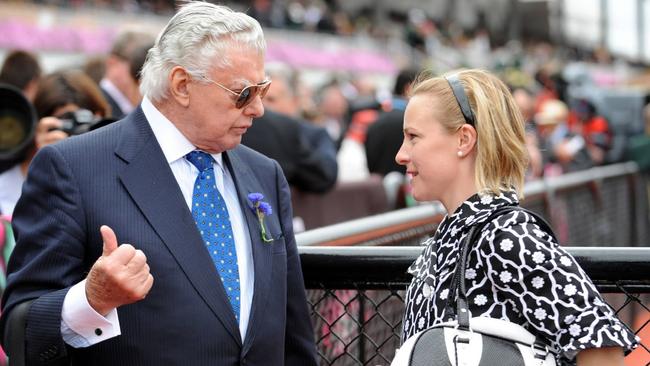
[115,109,242,345]
[223,149,273,351]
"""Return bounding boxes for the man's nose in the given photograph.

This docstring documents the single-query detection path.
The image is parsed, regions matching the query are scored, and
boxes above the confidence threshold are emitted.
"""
[245,95,265,118]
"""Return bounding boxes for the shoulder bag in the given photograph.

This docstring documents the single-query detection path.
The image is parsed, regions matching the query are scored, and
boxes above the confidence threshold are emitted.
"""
[391,206,558,366]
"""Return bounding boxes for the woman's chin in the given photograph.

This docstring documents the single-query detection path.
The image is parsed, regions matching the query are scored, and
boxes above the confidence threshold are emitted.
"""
[410,188,433,203]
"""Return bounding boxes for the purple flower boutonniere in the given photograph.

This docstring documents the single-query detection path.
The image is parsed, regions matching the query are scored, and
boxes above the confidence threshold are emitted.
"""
[248,193,273,243]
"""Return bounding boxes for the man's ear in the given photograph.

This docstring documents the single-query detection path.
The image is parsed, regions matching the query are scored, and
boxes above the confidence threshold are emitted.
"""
[169,66,191,107]
[457,124,477,156]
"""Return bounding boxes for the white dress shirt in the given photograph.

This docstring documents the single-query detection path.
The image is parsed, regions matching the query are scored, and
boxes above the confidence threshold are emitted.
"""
[100,79,135,116]
[61,96,255,346]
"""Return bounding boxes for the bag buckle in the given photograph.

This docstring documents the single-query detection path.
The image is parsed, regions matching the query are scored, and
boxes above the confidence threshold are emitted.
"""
[530,342,549,361]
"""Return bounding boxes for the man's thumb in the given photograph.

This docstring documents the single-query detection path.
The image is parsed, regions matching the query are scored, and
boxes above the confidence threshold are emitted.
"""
[100,225,118,256]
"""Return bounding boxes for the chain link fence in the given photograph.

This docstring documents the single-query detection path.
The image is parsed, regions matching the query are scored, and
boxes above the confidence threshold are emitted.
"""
[525,165,649,247]
[305,270,649,366]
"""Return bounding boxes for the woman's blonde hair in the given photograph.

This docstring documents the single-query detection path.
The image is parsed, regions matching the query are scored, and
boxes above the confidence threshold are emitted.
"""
[410,69,528,197]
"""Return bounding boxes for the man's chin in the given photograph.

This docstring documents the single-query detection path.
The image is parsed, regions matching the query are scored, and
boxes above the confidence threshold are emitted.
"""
[222,137,243,152]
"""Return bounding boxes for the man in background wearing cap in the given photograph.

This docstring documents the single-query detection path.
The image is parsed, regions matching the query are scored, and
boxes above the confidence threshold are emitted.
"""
[536,99,594,175]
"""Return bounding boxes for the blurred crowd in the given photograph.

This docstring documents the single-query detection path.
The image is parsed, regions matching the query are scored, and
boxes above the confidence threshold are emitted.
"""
[17,0,368,36]
[2,1,650,227]
[5,0,485,47]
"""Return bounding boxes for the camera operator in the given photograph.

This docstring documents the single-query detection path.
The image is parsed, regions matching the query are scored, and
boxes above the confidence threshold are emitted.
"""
[0,70,112,216]
[0,51,43,216]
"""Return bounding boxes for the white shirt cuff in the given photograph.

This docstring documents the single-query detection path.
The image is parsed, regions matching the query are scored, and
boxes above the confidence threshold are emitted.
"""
[60,279,121,348]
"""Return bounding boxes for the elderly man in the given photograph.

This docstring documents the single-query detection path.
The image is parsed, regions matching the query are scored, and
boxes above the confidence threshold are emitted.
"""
[0,3,318,366]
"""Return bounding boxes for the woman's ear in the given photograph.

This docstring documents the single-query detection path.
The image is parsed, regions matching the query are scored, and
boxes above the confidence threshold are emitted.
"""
[169,66,191,107]
[457,124,477,156]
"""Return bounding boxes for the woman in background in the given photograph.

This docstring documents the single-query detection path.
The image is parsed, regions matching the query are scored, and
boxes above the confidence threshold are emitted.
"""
[33,69,111,120]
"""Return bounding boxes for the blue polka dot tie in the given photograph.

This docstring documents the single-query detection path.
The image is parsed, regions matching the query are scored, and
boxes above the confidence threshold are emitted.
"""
[186,151,240,322]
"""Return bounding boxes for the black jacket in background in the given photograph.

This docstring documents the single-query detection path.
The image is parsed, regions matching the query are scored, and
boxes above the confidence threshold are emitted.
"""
[243,110,337,193]
[364,109,406,176]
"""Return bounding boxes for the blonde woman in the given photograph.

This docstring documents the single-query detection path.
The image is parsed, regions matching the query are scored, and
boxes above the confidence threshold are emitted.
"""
[396,69,638,365]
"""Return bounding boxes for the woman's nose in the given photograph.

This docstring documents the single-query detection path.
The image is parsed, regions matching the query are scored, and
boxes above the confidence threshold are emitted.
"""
[395,143,409,166]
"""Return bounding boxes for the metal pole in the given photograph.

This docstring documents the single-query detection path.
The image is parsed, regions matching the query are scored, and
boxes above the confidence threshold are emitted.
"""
[638,0,645,61]
[358,295,365,363]
[601,0,608,50]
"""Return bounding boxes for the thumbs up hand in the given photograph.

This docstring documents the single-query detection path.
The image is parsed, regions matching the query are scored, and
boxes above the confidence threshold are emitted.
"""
[86,225,154,316]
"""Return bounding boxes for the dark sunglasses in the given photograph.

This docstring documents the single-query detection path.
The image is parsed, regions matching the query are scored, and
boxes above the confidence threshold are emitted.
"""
[205,77,272,109]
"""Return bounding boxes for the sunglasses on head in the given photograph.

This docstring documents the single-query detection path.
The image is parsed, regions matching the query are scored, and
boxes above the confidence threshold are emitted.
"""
[204,77,272,109]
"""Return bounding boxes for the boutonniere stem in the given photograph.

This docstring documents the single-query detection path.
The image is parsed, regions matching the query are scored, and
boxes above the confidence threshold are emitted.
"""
[248,193,273,243]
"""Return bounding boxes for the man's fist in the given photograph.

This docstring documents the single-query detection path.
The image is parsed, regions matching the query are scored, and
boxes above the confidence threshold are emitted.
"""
[85,225,154,316]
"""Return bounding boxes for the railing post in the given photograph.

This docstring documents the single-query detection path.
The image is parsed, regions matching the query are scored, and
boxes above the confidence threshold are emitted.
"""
[358,295,365,363]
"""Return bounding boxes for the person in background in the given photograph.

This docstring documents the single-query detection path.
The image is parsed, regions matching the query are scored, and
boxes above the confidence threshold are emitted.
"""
[533,65,563,113]
[262,66,301,117]
[512,86,543,180]
[536,99,593,175]
[0,3,317,365]
[0,52,47,216]
[624,103,650,172]
[315,83,349,145]
[242,107,337,193]
[0,50,41,103]
[0,69,111,217]
[33,70,111,120]
[0,49,44,365]
[244,66,337,193]
[567,98,612,166]
[100,31,155,119]
[625,103,650,220]
[365,68,419,177]
[396,69,637,365]
[84,56,107,85]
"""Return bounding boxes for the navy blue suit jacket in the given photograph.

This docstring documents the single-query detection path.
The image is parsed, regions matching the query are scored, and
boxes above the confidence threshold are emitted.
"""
[0,107,318,366]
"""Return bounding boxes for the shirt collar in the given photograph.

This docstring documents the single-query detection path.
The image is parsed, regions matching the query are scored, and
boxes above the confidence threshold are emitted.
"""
[141,96,224,168]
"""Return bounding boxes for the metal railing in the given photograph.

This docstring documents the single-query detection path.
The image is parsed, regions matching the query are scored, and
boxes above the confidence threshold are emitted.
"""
[300,246,650,366]
[296,162,650,365]
[296,162,649,247]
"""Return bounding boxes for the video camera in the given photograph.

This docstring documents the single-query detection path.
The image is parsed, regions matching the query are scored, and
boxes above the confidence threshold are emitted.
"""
[0,83,37,174]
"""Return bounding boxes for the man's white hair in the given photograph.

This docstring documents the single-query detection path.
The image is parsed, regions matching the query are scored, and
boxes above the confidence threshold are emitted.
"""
[140,2,266,102]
